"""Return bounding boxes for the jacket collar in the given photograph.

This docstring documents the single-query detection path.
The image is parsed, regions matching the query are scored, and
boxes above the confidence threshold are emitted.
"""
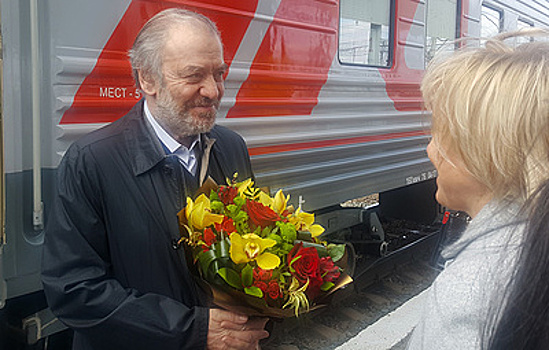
[125,100,216,179]
[122,100,166,176]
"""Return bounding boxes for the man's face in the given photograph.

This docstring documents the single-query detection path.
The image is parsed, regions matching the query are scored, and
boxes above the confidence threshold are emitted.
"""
[145,23,227,140]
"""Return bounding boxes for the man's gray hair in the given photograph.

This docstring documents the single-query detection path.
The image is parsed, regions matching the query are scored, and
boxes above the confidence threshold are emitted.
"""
[128,8,221,88]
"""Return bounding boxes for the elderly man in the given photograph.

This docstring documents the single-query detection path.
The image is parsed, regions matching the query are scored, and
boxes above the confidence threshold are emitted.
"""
[42,8,268,350]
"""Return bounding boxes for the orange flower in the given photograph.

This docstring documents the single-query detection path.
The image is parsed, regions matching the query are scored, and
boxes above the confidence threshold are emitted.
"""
[203,228,216,247]
[214,217,236,235]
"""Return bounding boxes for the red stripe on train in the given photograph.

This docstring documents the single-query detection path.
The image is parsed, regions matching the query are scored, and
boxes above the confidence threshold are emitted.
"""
[248,130,427,156]
[461,0,470,38]
[60,0,259,124]
[225,0,339,118]
[380,0,424,112]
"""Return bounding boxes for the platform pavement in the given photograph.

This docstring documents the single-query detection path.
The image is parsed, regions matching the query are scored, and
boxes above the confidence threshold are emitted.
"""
[334,289,428,350]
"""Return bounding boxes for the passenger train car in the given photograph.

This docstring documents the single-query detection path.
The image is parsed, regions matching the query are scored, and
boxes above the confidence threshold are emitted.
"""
[0,0,547,347]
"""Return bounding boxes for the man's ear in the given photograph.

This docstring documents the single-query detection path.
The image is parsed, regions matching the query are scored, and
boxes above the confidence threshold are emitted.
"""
[137,70,158,96]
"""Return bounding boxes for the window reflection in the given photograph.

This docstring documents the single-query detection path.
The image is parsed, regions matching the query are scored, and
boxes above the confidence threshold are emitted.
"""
[339,0,391,67]
[425,0,458,63]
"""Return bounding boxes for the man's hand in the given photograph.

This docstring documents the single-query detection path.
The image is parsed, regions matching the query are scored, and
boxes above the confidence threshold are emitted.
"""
[207,309,269,350]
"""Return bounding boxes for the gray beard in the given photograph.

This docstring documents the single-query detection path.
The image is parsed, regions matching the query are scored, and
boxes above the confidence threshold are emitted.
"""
[155,89,218,138]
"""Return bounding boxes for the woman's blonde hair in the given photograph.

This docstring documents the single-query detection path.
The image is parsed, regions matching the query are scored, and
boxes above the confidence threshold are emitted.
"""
[422,29,549,202]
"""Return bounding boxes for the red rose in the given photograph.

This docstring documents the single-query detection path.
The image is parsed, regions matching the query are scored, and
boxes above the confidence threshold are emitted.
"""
[319,257,341,283]
[266,280,281,300]
[203,228,216,246]
[253,267,273,282]
[217,185,238,205]
[214,217,236,235]
[253,281,268,293]
[287,243,323,295]
[245,200,280,228]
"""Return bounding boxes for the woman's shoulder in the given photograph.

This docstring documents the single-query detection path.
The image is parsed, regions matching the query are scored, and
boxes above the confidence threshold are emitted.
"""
[442,201,525,259]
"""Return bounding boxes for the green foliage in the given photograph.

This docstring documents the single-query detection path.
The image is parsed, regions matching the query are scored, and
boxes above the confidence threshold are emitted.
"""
[261,226,272,238]
[288,256,302,272]
[266,233,282,244]
[234,211,248,222]
[277,222,297,243]
[296,231,312,241]
[209,190,220,202]
[198,240,230,281]
[225,203,249,235]
[281,243,294,254]
[244,286,263,298]
[327,243,345,262]
[226,204,238,215]
[210,200,224,213]
[233,196,245,207]
[241,264,253,287]
[197,249,218,281]
[218,268,242,289]
[321,281,335,292]
[234,218,249,235]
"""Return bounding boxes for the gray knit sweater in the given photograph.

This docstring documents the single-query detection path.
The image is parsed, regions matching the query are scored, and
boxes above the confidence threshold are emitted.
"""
[407,201,525,349]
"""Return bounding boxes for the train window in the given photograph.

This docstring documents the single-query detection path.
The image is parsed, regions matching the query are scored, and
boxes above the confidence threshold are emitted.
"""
[339,0,391,67]
[517,19,535,43]
[425,0,458,62]
[481,5,502,38]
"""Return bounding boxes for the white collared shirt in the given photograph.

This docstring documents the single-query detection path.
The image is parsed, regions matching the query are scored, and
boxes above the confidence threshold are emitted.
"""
[144,101,200,176]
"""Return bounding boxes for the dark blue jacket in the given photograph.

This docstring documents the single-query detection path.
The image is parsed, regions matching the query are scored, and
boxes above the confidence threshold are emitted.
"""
[42,100,254,350]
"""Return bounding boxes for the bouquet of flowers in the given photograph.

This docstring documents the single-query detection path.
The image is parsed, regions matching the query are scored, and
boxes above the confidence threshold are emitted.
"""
[177,175,352,318]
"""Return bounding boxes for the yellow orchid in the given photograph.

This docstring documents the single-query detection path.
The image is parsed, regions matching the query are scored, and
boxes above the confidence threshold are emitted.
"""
[258,191,273,207]
[186,194,224,231]
[288,207,325,237]
[272,189,289,214]
[230,233,281,270]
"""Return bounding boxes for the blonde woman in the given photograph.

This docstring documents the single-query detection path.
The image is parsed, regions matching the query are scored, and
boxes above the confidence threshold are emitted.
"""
[407,29,549,349]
